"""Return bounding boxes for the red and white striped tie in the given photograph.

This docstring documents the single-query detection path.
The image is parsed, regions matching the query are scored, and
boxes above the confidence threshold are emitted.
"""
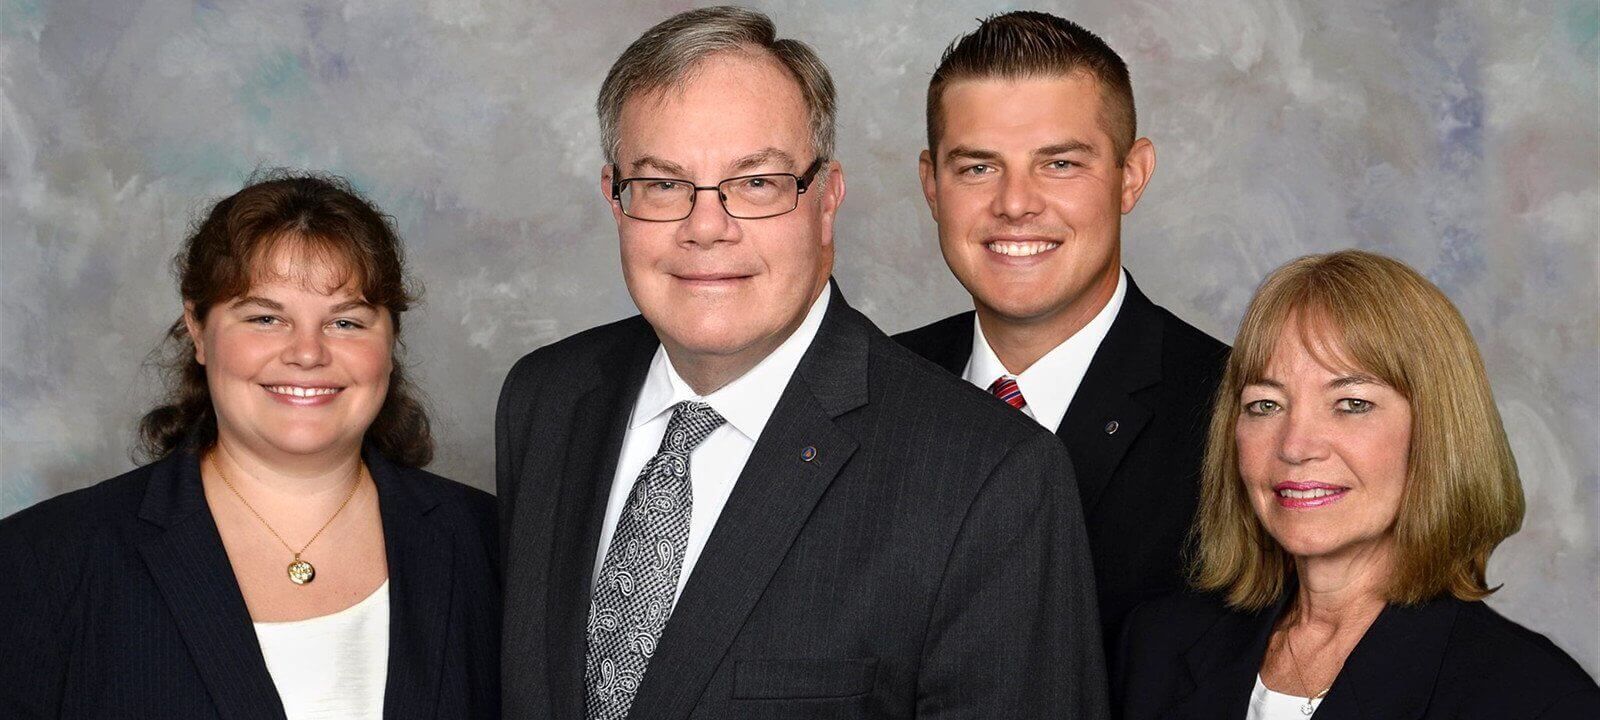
[987,376,1027,411]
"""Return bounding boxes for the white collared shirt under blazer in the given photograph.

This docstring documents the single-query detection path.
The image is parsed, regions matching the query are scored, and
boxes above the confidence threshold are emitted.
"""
[591,289,830,602]
[963,267,1128,432]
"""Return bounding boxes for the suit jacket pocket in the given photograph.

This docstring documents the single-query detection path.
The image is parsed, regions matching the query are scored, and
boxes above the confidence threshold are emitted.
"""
[733,658,878,700]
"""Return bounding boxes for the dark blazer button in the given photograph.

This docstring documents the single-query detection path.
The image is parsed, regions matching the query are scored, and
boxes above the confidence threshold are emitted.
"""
[1104,420,1119,435]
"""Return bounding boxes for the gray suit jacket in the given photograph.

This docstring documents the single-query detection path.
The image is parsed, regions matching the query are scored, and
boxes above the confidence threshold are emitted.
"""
[496,283,1109,719]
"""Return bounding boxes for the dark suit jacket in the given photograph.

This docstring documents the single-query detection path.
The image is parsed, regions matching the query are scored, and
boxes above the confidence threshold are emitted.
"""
[1113,590,1600,719]
[0,445,501,719]
[894,275,1229,648]
[496,283,1108,719]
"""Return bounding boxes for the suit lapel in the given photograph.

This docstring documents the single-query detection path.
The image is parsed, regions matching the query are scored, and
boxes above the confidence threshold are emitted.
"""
[627,285,868,720]
[541,322,659,720]
[1165,594,1285,719]
[136,450,287,720]
[369,451,453,720]
[1167,592,1455,720]
[1057,278,1163,513]
[1311,599,1456,720]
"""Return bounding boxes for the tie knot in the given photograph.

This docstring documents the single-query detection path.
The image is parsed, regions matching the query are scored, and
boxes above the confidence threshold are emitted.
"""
[987,376,1027,411]
[659,401,727,454]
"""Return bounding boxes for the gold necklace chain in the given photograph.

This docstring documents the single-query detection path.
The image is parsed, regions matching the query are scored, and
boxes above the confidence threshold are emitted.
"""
[1281,628,1332,714]
[208,451,364,585]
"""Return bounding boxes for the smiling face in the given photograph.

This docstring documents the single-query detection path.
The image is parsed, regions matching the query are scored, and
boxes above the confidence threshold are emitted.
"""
[920,73,1153,333]
[1235,320,1413,564]
[187,246,394,465]
[603,50,843,386]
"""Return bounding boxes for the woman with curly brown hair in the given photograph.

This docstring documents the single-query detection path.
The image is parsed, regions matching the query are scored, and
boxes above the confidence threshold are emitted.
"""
[0,172,499,718]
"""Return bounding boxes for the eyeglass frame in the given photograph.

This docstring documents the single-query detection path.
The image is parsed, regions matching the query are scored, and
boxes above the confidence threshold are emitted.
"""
[609,158,826,222]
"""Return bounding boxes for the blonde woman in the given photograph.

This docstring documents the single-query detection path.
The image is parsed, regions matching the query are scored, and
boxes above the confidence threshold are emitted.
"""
[1113,250,1598,719]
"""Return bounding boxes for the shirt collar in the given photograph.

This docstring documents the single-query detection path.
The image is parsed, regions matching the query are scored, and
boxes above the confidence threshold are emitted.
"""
[631,287,831,442]
[964,268,1127,432]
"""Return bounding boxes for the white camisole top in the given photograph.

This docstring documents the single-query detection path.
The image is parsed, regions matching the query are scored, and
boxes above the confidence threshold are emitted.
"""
[253,580,390,720]
[1246,674,1327,719]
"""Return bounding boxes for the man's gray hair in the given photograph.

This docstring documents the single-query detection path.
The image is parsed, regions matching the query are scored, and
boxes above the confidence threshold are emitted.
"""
[597,6,837,166]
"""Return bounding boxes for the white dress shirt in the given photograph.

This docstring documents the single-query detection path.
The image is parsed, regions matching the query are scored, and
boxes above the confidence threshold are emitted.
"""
[963,268,1128,433]
[1246,674,1326,719]
[592,288,830,602]
[254,579,390,720]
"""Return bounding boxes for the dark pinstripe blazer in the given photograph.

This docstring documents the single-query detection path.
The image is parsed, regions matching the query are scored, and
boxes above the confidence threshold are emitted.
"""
[496,282,1109,718]
[0,445,501,719]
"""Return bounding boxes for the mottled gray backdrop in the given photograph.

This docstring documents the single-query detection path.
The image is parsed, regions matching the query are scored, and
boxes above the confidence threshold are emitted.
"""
[3,0,1597,674]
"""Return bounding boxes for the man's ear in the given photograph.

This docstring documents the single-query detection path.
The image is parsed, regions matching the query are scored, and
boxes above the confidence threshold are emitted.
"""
[816,160,846,247]
[820,160,846,215]
[601,163,624,226]
[183,303,206,365]
[919,149,939,218]
[1119,137,1156,214]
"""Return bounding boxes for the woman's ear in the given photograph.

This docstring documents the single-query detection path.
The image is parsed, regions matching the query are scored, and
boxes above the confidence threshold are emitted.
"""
[183,303,206,365]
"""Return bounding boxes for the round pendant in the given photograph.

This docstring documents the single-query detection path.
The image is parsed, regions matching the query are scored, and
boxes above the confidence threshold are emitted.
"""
[287,558,316,585]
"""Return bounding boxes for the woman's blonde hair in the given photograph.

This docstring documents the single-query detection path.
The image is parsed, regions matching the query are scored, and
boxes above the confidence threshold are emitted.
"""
[1191,250,1524,610]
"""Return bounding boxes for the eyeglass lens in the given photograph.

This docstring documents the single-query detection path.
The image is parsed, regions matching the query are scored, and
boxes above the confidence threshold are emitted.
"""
[620,173,801,221]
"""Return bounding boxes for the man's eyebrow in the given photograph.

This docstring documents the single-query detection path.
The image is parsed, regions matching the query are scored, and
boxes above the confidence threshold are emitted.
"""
[729,147,797,174]
[230,296,284,311]
[628,156,690,177]
[942,145,1002,163]
[1035,140,1098,158]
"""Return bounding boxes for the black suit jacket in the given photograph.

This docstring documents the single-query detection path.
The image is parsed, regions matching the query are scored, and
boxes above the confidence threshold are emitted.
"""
[1114,590,1600,719]
[0,446,501,719]
[496,283,1108,719]
[895,275,1229,648]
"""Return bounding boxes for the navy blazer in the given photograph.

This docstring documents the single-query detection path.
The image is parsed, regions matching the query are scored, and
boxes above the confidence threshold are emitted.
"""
[497,283,1109,718]
[0,446,501,719]
[1114,590,1600,719]
[895,274,1229,650]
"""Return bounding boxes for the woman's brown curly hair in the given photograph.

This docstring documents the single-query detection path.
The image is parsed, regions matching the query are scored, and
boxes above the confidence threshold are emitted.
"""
[137,170,433,467]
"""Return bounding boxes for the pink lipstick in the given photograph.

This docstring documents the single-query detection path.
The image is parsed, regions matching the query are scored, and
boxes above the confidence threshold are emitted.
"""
[1272,481,1348,509]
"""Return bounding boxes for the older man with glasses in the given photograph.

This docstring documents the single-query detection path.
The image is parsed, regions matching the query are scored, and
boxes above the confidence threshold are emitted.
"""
[496,6,1108,719]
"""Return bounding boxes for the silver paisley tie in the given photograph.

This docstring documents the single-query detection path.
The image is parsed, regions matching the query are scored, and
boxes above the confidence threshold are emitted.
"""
[584,400,726,720]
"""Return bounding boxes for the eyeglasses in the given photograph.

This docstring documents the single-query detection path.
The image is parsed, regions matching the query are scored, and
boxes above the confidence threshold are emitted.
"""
[610,159,825,222]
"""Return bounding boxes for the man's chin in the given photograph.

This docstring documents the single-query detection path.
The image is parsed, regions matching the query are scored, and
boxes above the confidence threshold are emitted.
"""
[657,322,761,359]
[973,291,1072,325]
